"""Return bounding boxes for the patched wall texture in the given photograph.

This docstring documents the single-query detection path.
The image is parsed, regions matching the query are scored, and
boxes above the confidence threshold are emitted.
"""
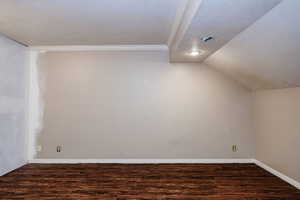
[0,34,28,175]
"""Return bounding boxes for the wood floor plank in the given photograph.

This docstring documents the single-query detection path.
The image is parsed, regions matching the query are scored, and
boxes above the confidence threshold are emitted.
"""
[0,164,299,199]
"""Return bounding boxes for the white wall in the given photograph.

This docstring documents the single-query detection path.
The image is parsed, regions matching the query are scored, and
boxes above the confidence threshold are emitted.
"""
[0,34,28,175]
[254,87,300,182]
[35,50,255,159]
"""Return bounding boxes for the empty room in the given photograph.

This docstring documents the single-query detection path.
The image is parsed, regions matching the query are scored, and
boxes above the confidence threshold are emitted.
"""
[0,0,299,199]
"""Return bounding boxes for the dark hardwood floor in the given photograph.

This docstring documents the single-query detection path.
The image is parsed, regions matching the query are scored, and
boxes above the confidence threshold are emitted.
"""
[0,163,299,200]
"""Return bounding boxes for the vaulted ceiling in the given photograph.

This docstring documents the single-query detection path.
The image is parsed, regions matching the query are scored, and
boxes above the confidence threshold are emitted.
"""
[205,0,300,90]
[1,0,299,90]
[169,0,282,63]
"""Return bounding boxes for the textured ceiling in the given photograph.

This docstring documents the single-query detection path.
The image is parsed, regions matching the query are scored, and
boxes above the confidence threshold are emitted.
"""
[205,0,300,90]
[0,0,180,45]
[169,0,282,62]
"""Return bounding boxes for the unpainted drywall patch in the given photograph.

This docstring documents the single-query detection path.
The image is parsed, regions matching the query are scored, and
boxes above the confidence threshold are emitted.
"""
[27,51,45,160]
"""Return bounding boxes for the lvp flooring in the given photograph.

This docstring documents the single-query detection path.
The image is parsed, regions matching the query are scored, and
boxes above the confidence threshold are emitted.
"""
[0,163,299,200]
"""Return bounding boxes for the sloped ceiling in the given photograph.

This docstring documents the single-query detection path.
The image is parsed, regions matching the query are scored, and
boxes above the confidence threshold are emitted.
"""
[0,0,180,45]
[169,0,282,62]
[204,0,300,90]
[1,0,299,90]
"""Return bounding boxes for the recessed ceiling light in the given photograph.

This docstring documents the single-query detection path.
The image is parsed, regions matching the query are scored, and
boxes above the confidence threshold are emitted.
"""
[189,50,200,56]
[187,49,204,57]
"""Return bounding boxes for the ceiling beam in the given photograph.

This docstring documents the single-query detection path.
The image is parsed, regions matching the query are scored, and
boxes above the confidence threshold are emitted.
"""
[167,0,203,50]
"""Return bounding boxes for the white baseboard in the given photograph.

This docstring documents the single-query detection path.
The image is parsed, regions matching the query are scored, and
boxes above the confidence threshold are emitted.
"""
[254,159,300,190]
[29,158,254,164]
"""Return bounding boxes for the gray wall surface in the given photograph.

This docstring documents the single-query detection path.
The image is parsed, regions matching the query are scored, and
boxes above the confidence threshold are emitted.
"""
[0,34,28,175]
[254,87,300,182]
[36,51,255,159]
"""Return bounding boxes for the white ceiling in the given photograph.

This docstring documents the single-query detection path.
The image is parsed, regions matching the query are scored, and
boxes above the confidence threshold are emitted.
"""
[1,0,299,90]
[205,0,300,90]
[0,0,180,45]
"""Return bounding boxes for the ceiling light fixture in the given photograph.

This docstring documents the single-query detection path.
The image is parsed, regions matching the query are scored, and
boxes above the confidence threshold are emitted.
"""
[187,48,205,57]
[189,50,200,56]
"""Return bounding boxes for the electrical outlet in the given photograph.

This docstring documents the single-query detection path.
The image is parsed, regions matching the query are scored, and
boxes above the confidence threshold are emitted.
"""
[56,145,62,152]
[232,145,238,152]
[36,145,42,152]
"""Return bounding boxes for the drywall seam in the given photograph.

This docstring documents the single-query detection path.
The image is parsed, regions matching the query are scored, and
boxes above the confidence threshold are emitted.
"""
[29,159,255,164]
[254,159,300,190]
[29,45,168,52]
[27,50,44,160]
